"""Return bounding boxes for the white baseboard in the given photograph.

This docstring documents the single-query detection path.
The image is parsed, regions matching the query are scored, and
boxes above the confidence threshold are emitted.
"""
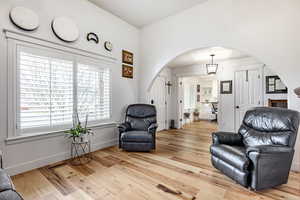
[292,162,300,172]
[5,139,118,176]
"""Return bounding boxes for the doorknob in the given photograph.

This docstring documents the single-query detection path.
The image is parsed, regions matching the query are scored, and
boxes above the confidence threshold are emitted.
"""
[236,106,240,109]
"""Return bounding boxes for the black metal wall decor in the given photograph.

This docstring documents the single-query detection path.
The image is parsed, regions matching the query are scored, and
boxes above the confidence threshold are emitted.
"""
[266,75,287,94]
[87,32,99,44]
[165,81,173,94]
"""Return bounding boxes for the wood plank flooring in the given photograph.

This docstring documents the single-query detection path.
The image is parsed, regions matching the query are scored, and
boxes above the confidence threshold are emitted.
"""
[12,121,300,200]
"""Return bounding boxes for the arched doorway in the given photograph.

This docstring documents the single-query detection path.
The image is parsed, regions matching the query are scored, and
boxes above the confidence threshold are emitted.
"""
[149,47,288,133]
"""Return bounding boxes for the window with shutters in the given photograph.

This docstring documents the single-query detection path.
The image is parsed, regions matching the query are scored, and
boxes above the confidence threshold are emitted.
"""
[16,45,111,135]
[77,64,110,122]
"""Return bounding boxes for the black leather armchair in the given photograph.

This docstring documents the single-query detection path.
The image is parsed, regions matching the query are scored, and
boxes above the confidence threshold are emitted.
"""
[210,107,300,190]
[118,104,158,151]
[0,169,23,200]
[0,152,23,200]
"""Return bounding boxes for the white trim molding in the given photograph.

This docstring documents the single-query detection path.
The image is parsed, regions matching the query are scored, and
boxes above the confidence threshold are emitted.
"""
[5,138,118,176]
[6,122,117,145]
[4,29,117,62]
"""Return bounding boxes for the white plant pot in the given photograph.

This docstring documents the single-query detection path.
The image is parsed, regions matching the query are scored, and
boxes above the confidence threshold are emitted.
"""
[81,134,89,142]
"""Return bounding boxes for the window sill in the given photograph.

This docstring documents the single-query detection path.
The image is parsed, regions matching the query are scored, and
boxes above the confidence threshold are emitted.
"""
[6,121,117,145]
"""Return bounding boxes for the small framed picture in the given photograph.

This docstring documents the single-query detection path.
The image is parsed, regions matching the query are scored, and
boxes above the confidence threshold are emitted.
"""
[122,65,133,79]
[122,50,133,65]
[220,80,232,94]
[197,84,200,93]
[266,75,287,94]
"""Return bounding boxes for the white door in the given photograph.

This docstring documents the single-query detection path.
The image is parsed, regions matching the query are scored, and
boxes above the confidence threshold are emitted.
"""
[235,69,262,131]
[177,78,184,129]
[150,76,167,131]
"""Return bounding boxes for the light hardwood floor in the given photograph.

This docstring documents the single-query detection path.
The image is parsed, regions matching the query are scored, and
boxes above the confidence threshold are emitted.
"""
[12,121,300,200]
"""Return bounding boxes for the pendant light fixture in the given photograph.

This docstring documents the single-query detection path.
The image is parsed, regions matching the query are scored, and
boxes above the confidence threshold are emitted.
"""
[206,54,218,75]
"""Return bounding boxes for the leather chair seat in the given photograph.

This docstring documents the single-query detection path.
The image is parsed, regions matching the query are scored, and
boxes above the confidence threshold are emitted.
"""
[0,169,23,199]
[121,131,152,143]
[210,145,249,171]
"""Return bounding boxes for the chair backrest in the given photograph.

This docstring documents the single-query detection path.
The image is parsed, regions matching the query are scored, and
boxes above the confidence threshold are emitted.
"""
[125,104,157,131]
[238,107,300,147]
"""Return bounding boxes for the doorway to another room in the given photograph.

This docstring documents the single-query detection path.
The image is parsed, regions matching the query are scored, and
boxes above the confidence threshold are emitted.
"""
[178,76,218,129]
[149,46,288,133]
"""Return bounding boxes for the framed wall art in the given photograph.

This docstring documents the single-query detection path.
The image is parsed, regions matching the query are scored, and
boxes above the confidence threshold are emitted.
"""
[122,50,133,65]
[220,80,232,94]
[266,75,287,94]
[197,84,200,93]
[122,65,133,79]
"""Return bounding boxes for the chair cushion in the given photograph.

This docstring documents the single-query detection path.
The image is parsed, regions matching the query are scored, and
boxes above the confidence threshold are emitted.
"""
[210,145,249,171]
[127,117,155,131]
[239,107,300,147]
[0,169,14,192]
[211,156,249,186]
[0,190,23,200]
[239,124,291,147]
[121,131,153,143]
[125,104,157,131]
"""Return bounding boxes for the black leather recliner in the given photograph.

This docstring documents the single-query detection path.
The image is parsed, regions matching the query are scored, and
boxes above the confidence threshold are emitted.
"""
[118,104,158,151]
[210,107,300,190]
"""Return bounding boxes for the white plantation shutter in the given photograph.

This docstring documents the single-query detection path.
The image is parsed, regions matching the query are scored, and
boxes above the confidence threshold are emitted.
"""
[77,63,110,122]
[16,45,112,134]
[18,50,73,132]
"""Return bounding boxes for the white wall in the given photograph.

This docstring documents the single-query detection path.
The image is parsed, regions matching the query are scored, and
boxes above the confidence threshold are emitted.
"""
[139,0,300,171]
[0,0,139,175]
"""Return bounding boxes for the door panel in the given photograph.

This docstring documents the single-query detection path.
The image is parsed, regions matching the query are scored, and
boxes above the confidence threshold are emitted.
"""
[235,69,262,131]
[177,78,184,129]
[150,76,167,131]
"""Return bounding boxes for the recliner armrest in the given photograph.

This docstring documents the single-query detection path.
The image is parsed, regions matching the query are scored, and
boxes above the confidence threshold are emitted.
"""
[246,145,294,190]
[118,122,131,133]
[212,132,243,146]
[148,123,158,132]
[246,145,293,155]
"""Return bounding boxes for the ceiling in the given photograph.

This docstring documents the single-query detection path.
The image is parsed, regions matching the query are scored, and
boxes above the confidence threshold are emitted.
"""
[88,0,208,27]
[167,47,249,68]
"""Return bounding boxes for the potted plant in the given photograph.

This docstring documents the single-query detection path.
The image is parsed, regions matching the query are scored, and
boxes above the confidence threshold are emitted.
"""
[65,113,93,143]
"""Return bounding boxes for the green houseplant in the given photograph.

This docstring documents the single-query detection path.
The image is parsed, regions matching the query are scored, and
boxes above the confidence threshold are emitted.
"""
[65,113,93,142]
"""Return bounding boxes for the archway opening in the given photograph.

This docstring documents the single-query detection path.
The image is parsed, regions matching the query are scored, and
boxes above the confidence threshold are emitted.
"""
[149,46,288,132]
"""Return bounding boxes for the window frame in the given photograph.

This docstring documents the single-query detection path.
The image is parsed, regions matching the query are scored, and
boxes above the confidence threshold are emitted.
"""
[7,34,114,138]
